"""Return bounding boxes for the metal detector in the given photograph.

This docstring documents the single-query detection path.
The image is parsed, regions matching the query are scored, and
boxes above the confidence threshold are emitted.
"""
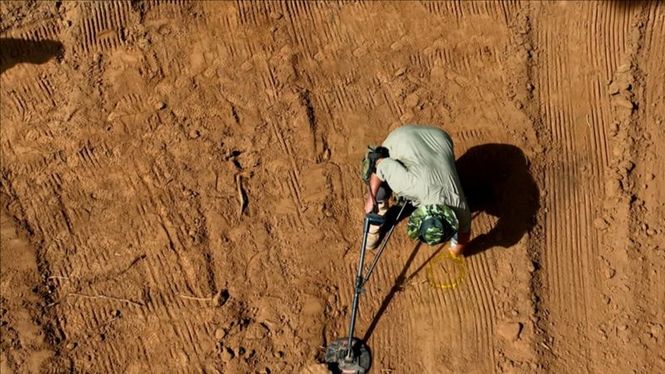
[324,203,408,374]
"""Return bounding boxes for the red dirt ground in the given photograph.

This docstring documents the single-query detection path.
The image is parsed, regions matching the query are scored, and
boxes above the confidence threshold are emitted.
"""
[1,1,663,373]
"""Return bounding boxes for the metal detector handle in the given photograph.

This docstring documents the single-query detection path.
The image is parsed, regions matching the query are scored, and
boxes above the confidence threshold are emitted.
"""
[344,213,377,361]
[361,202,408,287]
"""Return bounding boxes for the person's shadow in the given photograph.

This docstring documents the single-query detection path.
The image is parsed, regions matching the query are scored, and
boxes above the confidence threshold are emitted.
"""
[0,38,63,74]
[456,143,539,256]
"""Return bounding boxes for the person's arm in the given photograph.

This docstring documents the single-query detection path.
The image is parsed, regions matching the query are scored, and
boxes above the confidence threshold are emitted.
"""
[365,158,415,213]
[376,158,413,194]
[364,170,383,214]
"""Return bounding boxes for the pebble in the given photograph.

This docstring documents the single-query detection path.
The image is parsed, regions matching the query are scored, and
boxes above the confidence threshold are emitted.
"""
[390,41,403,51]
[405,93,419,107]
[399,111,414,122]
[215,328,226,340]
[394,67,406,77]
[612,145,623,157]
[609,121,620,134]
[608,81,620,95]
[593,217,609,230]
[605,268,616,279]
[620,160,635,172]
[241,61,253,71]
[605,179,621,197]
[221,347,234,363]
[617,63,631,73]
[246,323,269,340]
[613,97,635,109]
[155,101,166,110]
[497,321,523,342]
[188,129,201,139]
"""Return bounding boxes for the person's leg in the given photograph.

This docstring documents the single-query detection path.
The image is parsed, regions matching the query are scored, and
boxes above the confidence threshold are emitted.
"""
[375,183,392,205]
[366,183,392,249]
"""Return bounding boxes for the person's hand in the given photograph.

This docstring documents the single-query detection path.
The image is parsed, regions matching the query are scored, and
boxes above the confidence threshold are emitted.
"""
[449,243,464,257]
[449,230,470,257]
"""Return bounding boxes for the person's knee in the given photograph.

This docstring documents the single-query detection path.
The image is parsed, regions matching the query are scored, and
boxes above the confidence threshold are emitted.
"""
[376,183,392,202]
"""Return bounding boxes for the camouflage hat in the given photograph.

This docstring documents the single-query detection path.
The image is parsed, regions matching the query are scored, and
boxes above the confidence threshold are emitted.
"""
[407,204,459,245]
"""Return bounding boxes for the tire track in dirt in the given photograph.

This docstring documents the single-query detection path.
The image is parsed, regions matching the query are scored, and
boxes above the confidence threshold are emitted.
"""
[617,3,665,372]
[266,110,307,229]
[533,6,593,370]
[1,174,72,372]
[3,2,263,372]
[144,0,197,21]
[531,2,651,371]
[54,174,219,373]
[0,207,60,372]
[75,2,130,55]
[0,68,60,121]
[533,5,594,366]
[4,127,219,371]
[1,15,64,122]
[5,17,62,42]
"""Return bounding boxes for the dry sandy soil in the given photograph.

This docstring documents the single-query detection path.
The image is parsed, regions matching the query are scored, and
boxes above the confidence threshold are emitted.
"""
[1,1,664,373]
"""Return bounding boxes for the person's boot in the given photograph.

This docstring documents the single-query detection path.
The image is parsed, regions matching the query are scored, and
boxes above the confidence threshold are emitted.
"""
[365,200,389,250]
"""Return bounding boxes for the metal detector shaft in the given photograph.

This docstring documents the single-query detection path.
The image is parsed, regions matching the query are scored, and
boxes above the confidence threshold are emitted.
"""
[361,202,408,288]
[345,213,383,361]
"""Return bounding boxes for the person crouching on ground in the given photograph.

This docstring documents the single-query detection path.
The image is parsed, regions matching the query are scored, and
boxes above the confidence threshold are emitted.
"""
[361,125,471,256]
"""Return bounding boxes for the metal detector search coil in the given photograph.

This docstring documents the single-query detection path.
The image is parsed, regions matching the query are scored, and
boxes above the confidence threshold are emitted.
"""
[426,250,467,290]
[324,338,371,374]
